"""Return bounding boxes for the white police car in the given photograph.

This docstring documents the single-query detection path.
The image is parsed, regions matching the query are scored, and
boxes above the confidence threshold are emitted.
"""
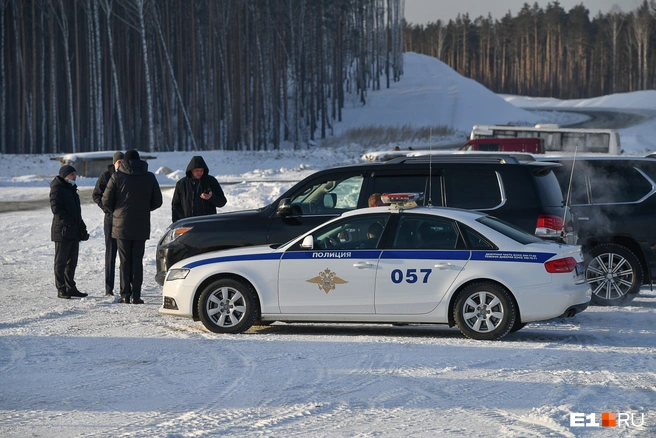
[160,194,591,340]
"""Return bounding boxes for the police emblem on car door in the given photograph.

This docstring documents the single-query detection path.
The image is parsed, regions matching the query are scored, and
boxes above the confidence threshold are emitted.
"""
[278,215,390,314]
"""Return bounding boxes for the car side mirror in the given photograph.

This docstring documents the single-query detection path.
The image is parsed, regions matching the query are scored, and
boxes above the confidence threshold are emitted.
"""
[324,193,337,209]
[300,235,314,249]
[277,198,293,216]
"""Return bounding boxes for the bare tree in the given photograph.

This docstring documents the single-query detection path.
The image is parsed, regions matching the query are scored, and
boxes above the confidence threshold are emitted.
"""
[0,0,7,154]
[606,7,625,94]
[632,0,653,90]
[124,0,155,152]
[152,1,197,151]
[53,0,76,152]
[99,0,126,150]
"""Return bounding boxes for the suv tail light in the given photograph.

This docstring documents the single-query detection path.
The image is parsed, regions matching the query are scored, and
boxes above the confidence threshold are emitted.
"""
[544,257,577,273]
[535,214,564,238]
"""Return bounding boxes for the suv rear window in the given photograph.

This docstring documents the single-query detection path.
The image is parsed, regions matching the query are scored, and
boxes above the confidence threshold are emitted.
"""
[533,171,565,207]
[444,169,501,209]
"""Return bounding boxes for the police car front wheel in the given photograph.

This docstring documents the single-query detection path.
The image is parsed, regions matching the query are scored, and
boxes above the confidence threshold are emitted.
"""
[198,278,260,334]
[454,282,516,340]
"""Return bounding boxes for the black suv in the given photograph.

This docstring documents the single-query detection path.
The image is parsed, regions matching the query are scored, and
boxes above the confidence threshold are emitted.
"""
[545,156,656,306]
[155,154,574,285]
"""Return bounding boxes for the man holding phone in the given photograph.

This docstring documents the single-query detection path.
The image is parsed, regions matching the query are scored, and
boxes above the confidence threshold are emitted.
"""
[171,155,227,223]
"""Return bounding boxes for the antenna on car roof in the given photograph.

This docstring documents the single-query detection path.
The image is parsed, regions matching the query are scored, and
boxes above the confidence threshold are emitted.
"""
[428,127,433,206]
[563,145,578,238]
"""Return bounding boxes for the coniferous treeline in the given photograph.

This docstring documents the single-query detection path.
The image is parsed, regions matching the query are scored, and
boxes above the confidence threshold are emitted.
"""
[1,0,404,154]
[404,1,655,99]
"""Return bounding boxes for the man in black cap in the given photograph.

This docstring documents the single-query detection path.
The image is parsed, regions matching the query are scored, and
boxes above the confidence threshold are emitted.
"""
[102,149,163,304]
[92,151,124,297]
[50,164,89,299]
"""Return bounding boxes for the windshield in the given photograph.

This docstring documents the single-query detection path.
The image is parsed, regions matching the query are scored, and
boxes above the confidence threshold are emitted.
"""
[290,175,364,215]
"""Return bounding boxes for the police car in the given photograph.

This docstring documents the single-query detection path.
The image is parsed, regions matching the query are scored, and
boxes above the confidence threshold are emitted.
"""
[159,194,591,340]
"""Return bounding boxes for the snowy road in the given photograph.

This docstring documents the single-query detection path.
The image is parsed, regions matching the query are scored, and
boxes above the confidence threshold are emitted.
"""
[559,108,656,130]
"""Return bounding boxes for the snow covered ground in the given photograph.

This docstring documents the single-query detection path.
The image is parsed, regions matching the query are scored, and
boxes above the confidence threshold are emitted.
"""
[1,53,655,437]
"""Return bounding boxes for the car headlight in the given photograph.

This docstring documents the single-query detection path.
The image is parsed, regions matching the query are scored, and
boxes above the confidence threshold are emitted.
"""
[166,268,190,281]
[160,226,193,246]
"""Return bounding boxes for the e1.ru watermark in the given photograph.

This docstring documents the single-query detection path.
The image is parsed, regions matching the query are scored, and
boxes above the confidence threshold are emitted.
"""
[570,412,645,428]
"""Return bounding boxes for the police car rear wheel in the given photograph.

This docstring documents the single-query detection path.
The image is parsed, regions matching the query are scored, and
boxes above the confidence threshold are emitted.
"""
[198,278,259,334]
[454,282,516,340]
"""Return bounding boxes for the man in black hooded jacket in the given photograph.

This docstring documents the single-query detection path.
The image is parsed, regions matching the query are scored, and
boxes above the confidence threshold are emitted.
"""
[171,155,227,223]
[102,150,163,304]
[50,164,89,299]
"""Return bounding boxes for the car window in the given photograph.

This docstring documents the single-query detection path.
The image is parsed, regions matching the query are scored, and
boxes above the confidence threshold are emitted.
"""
[460,226,496,250]
[534,170,566,207]
[558,162,654,205]
[290,175,364,215]
[562,170,590,204]
[392,216,462,250]
[589,165,652,203]
[310,214,390,251]
[477,216,544,244]
[444,169,501,209]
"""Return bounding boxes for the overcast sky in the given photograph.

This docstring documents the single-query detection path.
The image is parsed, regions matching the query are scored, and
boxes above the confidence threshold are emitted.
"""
[404,0,643,24]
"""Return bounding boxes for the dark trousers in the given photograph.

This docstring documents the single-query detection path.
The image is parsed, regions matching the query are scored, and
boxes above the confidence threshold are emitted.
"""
[103,219,118,294]
[54,240,79,294]
[117,239,146,300]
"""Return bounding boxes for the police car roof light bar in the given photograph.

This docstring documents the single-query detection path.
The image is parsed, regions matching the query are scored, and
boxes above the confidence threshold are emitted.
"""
[381,192,423,209]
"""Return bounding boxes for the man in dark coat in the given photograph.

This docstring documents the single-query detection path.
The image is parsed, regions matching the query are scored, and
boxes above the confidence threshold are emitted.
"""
[171,155,227,223]
[102,150,163,304]
[50,165,89,299]
[92,151,123,296]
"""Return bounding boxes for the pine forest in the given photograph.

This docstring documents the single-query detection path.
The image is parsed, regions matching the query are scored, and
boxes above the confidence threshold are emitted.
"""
[404,1,656,99]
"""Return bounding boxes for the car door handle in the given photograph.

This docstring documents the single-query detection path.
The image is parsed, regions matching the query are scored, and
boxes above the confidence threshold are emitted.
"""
[435,262,453,270]
[577,217,589,221]
[353,261,374,269]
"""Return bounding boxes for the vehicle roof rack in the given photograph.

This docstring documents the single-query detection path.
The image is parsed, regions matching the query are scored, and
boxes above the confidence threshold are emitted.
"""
[386,153,535,165]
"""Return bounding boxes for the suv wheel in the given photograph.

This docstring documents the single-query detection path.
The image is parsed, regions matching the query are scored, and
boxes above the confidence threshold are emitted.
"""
[585,244,643,306]
[198,278,259,333]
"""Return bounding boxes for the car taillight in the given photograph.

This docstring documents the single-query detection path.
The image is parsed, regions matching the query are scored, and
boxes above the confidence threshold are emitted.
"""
[535,214,564,238]
[544,257,577,273]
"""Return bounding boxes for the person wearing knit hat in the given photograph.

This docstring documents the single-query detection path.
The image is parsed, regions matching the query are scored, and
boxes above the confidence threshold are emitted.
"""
[102,148,162,304]
[50,163,89,299]
[58,164,76,180]
[92,151,125,298]
[124,149,140,161]
[113,151,124,164]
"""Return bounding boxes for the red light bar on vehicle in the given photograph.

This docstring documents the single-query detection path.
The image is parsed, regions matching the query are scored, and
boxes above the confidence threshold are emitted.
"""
[381,193,422,204]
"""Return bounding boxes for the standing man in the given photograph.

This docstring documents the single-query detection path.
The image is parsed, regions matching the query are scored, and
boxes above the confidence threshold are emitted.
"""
[92,151,123,297]
[102,150,162,304]
[171,156,227,223]
[50,165,89,299]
